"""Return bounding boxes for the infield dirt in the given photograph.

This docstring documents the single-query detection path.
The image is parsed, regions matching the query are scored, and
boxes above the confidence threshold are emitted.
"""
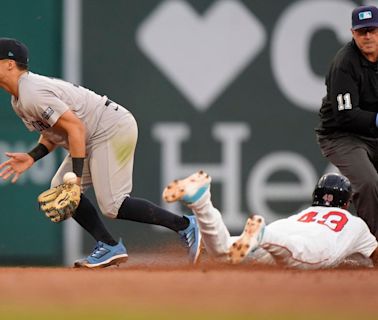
[0,251,377,319]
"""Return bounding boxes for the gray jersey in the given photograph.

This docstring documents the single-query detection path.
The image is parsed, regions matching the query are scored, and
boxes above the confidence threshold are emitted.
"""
[11,72,127,151]
[11,71,138,218]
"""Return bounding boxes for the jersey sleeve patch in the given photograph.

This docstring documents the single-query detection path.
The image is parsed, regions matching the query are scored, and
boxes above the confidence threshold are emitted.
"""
[41,106,55,120]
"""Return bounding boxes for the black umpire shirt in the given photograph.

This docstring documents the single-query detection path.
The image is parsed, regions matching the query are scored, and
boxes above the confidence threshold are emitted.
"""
[317,40,378,138]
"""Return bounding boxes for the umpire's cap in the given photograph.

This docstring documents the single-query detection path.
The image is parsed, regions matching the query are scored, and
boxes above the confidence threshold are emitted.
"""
[0,38,28,66]
[352,5,378,30]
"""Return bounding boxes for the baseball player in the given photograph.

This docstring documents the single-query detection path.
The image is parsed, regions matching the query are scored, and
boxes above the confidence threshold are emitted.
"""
[163,171,378,269]
[317,5,378,240]
[0,38,201,268]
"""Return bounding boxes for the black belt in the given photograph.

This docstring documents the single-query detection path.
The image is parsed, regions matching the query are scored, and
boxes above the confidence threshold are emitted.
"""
[105,99,114,106]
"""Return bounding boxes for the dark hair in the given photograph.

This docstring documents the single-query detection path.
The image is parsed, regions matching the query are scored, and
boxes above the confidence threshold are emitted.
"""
[15,61,28,71]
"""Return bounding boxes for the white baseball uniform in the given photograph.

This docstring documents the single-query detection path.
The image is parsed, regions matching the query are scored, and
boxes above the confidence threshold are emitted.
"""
[11,72,138,218]
[191,193,378,269]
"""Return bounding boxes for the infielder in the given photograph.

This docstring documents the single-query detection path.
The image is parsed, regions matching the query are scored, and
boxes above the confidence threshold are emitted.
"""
[0,38,201,268]
[163,171,378,269]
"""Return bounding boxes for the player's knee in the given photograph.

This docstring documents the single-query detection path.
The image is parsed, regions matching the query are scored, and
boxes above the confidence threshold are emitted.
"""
[101,209,118,219]
[98,202,119,219]
[98,195,128,219]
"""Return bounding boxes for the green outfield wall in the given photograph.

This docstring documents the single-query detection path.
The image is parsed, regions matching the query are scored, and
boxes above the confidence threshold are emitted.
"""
[0,0,63,264]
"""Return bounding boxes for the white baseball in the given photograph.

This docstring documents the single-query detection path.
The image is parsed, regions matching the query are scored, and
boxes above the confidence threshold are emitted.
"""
[63,172,77,184]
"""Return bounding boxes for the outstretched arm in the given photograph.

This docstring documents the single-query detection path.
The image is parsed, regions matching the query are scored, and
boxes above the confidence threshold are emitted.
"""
[0,152,34,182]
[0,135,55,183]
[0,109,85,184]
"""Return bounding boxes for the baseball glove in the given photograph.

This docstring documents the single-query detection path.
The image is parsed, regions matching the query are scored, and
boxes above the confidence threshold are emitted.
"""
[38,184,81,223]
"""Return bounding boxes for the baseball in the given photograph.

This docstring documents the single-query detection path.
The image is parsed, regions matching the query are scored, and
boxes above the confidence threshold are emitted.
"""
[63,172,77,184]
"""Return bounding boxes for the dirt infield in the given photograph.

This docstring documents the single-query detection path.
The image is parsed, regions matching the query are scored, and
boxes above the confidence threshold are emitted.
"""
[1,252,378,320]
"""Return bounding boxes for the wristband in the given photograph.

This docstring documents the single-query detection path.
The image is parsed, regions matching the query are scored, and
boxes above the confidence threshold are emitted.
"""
[27,143,49,162]
[72,157,84,177]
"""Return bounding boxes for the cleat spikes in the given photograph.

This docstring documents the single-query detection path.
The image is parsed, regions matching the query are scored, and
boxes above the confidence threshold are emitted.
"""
[227,215,265,264]
[162,170,211,204]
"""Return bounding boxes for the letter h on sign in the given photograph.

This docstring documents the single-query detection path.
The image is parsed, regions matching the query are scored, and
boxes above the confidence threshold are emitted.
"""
[153,122,250,230]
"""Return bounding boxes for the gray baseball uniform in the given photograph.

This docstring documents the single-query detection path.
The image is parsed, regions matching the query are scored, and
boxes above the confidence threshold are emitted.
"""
[11,72,137,217]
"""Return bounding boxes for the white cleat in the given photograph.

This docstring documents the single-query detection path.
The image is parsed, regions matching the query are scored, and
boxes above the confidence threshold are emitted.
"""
[162,170,211,204]
[228,215,265,264]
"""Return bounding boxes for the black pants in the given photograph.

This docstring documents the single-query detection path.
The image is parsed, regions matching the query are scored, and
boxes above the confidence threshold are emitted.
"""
[317,133,378,239]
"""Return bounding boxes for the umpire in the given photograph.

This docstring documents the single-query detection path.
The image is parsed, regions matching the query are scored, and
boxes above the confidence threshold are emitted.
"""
[317,5,378,239]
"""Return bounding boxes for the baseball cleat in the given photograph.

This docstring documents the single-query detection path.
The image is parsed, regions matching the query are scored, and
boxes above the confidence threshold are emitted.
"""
[228,215,265,264]
[162,170,211,205]
[74,239,128,269]
[178,215,203,264]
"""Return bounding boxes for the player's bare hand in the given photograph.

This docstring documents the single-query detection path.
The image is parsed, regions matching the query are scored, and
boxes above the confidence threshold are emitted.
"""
[0,152,34,183]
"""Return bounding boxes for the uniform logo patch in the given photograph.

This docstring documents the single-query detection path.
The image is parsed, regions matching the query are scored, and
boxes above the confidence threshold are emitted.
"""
[42,107,54,120]
[359,11,372,20]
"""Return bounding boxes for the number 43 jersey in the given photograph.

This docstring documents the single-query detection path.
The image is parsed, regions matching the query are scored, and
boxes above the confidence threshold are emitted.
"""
[261,206,378,268]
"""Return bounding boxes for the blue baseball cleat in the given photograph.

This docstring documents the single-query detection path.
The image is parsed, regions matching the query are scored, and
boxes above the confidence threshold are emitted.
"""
[162,170,211,204]
[162,171,210,264]
[228,215,265,264]
[178,215,202,264]
[74,239,128,269]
